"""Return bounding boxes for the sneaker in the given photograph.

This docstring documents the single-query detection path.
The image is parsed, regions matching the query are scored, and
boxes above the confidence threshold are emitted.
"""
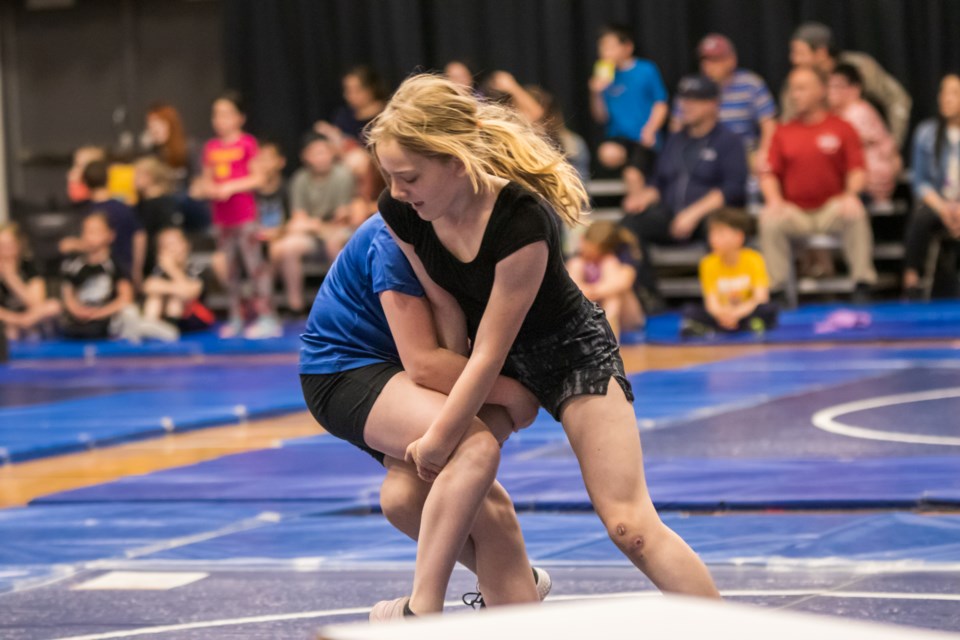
[369,596,411,622]
[218,318,244,339]
[852,282,872,305]
[243,315,282,340]
[679,319,714,339]
[462,566,552,609]
[748,317,767,335]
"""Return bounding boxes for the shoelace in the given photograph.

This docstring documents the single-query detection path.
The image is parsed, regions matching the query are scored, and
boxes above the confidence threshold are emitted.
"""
[461,590,485,609]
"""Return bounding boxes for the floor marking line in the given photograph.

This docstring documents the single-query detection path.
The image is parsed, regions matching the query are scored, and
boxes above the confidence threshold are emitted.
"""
[811,386,960,446]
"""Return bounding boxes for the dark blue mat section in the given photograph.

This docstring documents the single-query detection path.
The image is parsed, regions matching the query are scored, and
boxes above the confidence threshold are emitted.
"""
[7,321,305,360]
[0,361,305,463]
[47,510,960,567]
[628,301,960,345]
[33,435,960,511]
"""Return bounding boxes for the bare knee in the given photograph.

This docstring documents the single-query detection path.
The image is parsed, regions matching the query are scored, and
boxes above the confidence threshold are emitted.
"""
[456,425,501,479]
[379,478,423,539]
[598,142,626,168]
[605,515,658,560]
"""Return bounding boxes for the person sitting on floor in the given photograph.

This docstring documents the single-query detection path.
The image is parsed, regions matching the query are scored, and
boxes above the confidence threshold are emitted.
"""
[682,208,778,338]
[566,221,645,341]
[142,227,214,335]
[0,222,61,340]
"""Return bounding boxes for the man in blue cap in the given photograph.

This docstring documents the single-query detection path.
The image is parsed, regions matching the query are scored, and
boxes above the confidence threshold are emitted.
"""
[621,74,748,307]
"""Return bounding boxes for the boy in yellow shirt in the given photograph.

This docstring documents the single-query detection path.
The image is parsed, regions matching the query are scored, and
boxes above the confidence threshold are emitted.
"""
[681,208,779,337]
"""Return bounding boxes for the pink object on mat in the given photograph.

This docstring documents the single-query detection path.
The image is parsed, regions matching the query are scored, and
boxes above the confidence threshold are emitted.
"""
[814,309,873,334]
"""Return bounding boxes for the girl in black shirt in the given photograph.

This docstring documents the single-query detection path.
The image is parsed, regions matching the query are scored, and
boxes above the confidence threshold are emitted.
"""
[371,74,719,611]
[0,223,61,340]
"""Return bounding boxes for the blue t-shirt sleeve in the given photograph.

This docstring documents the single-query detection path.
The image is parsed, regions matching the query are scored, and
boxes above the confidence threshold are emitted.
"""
[648,61,668,103]
[369,227,425,298]
[752,79,777,120]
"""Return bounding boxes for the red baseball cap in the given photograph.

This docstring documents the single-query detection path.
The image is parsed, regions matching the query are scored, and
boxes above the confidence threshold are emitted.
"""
[698,34,735,59]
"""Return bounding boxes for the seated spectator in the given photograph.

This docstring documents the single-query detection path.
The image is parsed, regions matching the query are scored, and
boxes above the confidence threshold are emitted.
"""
[621,75,747,307]
[828,64,902,204]
[269,132,354,314]
[66,145,107,205]
[0,223,61,340]
[480,72,591,179]
[134,156,184,274]
[902,73,960,299]
[143,102,209,230]
[60,159,146,288]
[681,208,778,337]
[566,221,645,340]
[254,139,289,242]
[760,67,876,303]
[444,60,478,93]
[61,213,176,342]
[588,23,668,212]
[318,65,389,151]
[785,21,911,148]
[671,34,777,170]
[143,227,214,334]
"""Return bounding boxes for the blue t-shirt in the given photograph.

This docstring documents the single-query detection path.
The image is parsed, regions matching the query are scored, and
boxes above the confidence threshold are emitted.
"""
[603,58,668,141]
[299,214,424,374]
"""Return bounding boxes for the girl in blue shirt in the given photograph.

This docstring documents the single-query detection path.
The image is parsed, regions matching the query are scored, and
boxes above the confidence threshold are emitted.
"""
[300,214,545,620]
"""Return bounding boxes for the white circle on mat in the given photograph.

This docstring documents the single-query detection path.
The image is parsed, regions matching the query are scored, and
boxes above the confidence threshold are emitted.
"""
[811,387,960,446]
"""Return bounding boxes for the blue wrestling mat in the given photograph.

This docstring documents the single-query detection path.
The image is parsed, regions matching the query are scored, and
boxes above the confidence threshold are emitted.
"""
[6,321,305,360]
[628,300,960,345]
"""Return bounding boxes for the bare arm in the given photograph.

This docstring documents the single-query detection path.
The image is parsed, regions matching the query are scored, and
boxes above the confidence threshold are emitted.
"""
[131,230,147,288]
[585,256,636,300]
[411,242,547,475]
[641,102,669,144]
[844,168,866,196]
[381,290,538,428]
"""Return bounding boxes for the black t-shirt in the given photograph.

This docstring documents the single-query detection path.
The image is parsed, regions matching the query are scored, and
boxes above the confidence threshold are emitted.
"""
[151,258,206,297]
[61,256,128,309]
[378,181,584,343]
[0,259,40,311]
[137,195,185,273]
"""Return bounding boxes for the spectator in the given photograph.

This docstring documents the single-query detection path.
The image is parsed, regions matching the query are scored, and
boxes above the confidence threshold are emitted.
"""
[444,60,477,92]
[681,208,778,337]
[66,145,107,205]
[60,159,146,288]
[269,131,354,314]
[0,223,61,340]
[134,156,184,275]
[785,21,911,148]
[621,75,747,306]
[61,213,177,342]
[322,65,389,149]
[828,63,902,204]
[902,74,960,299]
[143,227,214,334]
[144,102,209,230]
[566,221,645,340]
[760,67,876,303]
[253,139,289,243]
[589,23,669,212]
[672,34,777,169]
[192,91,278,339]
[528,86,591,180]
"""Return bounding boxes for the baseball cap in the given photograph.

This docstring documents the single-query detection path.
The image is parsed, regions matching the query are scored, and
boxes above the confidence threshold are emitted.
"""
[792,22,833,50]
[676,75,720,100]
[698,34,735,59]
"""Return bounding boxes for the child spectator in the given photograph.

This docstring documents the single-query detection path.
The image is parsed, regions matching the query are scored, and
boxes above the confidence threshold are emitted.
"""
[682,208,778,337]
[60,159,146,288]
[828,64,902,204]
[0,223,61,340]
[253,139,289,242]
[143,227,214,334]
[269,131,354,314]
[144,102,209,231]
[192,91,278,339]
[66,145,107,205]
[566,221,645,341]
[134,156,184,275]
[589,23,668,213]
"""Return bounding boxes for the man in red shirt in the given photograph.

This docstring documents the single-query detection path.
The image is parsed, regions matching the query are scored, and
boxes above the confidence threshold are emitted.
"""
[760,66,877,300]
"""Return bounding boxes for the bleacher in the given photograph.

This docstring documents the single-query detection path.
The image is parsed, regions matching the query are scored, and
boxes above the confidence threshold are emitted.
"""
[583,176,913,308]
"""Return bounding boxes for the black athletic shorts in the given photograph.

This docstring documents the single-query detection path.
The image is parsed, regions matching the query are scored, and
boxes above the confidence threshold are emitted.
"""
[300,361,403,465]
[606,137,657,176]
[503,297,634,421]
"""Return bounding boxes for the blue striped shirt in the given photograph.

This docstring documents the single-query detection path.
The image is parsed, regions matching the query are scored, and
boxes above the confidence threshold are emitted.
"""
[672,69,776,150]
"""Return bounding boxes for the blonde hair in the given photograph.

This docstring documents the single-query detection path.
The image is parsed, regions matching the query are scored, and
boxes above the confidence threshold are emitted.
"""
[582,221,641,262]
[134,156,175,194]
[0,222,32,260]
[366,73,588,227]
